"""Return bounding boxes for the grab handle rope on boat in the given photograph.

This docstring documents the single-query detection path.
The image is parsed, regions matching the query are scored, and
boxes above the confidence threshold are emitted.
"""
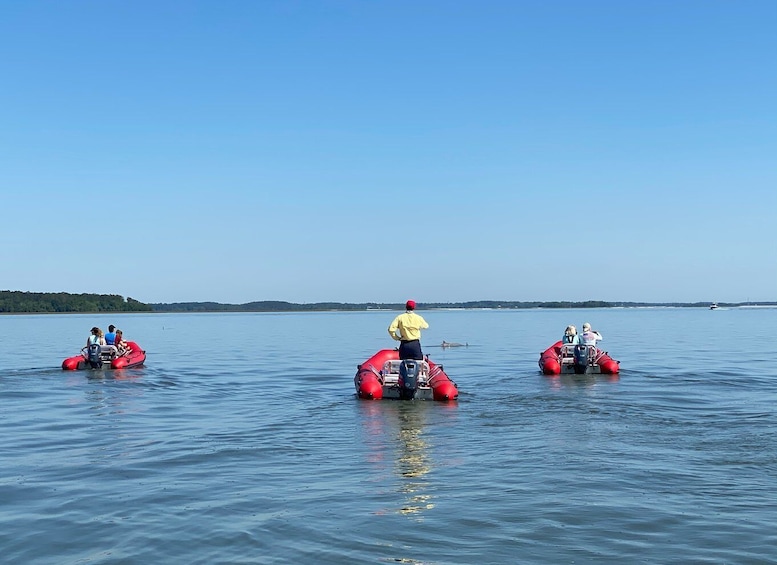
[359,363,385,384]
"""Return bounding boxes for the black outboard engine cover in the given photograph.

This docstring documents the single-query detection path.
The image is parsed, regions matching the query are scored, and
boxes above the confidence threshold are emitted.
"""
[573,345,589,374]
[398,359,420,400]
[87,343,102,369]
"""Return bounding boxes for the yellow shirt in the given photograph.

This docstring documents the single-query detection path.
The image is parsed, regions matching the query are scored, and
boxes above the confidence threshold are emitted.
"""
[388,311,429,341]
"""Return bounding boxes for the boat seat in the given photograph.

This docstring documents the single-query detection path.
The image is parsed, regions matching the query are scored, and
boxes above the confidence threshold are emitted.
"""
[99,345,119,359]
[381,359,430,385]
[560,344,598,364]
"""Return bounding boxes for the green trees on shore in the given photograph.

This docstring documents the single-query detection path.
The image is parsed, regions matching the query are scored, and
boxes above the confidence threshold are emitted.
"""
[150,300,612,312]
[0,291,152,313]
[1,291,771,313]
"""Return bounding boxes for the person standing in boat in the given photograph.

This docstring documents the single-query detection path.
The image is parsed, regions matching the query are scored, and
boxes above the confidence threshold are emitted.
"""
[388,300,429,360]
[562,325,579,345]
[579,323,602,346]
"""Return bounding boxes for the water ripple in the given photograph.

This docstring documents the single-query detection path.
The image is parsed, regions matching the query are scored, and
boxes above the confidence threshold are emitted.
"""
[1,310,776,563]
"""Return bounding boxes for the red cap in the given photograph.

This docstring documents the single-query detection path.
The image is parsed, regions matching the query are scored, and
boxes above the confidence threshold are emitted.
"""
[406,300,416,310]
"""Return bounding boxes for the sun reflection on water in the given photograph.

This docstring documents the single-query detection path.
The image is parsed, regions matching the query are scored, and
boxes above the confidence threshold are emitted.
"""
[358,401,435,520]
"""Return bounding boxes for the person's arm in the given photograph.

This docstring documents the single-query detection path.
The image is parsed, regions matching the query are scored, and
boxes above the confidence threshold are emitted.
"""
[388,316,401,341]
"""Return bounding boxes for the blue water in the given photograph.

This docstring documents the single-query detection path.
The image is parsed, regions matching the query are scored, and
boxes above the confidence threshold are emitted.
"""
[1,308,775,564]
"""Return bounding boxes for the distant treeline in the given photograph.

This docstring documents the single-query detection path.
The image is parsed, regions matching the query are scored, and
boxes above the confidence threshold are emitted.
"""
[0,291,152,313]
[147,300,775,312]
[2,291,774,313]
[151,300,625,312]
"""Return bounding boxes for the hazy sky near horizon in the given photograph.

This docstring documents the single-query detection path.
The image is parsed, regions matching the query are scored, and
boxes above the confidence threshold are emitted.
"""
[2,1,775,304]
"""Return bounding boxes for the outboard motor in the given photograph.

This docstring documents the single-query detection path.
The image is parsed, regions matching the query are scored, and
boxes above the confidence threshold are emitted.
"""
[398,359,420,400]
[573,344,590,374]
[87,343,102,369]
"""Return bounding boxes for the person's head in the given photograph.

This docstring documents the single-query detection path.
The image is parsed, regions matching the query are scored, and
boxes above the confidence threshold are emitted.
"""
[115,329,123,338]
[91,326,100,335]
[406,300,416,311]
[582,322,591,332]
[565,325,576,336]
[108,325,116,332]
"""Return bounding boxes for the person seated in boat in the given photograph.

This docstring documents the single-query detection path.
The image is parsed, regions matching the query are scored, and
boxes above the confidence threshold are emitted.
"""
[115,329,131,356]
[86,326,106,348]
[388,300,429,360]
[104,324,117,345]
[84,327,118,361]
[562,325,579,345]
[579,323,602,347]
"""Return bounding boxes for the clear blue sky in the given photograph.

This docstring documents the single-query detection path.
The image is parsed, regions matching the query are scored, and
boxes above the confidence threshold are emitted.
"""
[2,1,775,304]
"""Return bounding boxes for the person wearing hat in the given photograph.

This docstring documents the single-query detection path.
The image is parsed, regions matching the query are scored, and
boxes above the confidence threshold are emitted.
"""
[86,326,106,348]
[579,322,602,346]
[105,324,117,345]
[387,300,429,360]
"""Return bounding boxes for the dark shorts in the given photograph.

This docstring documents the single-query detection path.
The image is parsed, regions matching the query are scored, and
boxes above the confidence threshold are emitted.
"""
[399,340,423,360]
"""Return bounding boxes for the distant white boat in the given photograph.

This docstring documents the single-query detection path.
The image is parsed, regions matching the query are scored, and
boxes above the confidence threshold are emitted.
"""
[710,303,719,310]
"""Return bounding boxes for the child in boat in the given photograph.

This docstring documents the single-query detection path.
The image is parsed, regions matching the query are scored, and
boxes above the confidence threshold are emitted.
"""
[115,329,131,356]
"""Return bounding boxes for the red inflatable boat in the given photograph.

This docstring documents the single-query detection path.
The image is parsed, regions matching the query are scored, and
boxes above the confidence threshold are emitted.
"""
[62,341,146,371]
[539,341,619,376]
[355,349,458,401]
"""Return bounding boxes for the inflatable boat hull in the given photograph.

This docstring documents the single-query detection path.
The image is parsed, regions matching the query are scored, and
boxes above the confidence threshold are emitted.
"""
[355,349,458,401]
[62,341,146,370]
[539,340,619,376]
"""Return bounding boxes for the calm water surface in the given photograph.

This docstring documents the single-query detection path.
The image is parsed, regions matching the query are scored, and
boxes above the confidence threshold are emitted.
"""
[1,308,775,564]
